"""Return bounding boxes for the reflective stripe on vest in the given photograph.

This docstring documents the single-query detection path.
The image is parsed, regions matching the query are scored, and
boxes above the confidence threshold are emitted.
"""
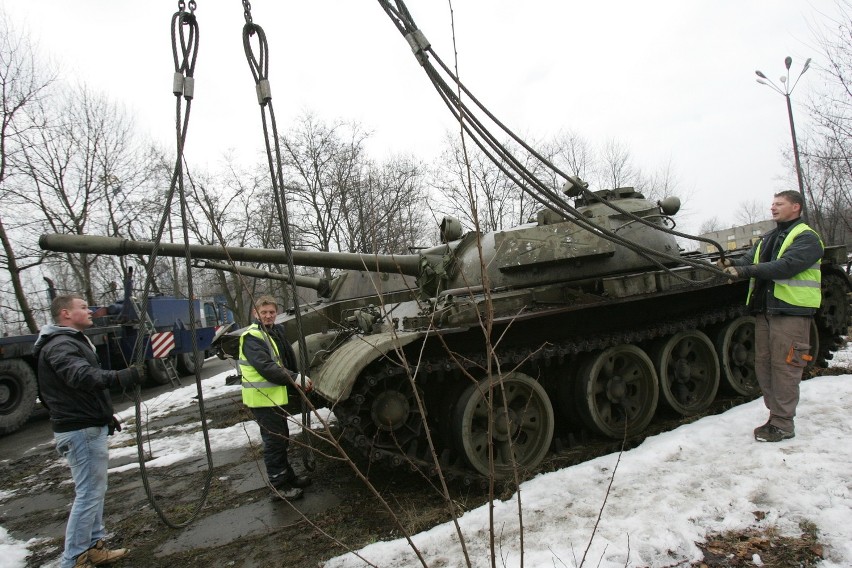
[238,324,289,407]
[746,223,823,308]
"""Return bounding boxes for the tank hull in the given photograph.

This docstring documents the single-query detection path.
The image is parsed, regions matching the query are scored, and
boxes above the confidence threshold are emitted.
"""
[307,260,849,482]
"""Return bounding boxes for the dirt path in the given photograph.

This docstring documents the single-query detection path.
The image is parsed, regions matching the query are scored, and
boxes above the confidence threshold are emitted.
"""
[0,386,488,568]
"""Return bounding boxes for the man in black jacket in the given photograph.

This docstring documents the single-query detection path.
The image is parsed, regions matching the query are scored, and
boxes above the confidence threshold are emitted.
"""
[722,191,823,443]
[238,296,312,500]
[33,295,145,568]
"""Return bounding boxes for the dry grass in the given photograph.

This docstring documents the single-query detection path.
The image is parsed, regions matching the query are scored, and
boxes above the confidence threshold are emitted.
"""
[694,519,824,567]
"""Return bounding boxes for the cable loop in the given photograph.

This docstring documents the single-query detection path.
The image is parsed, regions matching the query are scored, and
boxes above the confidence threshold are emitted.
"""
[171,8,199,99]
[129,2,213,530]
[240,7,315,472]
[242,23,270,104]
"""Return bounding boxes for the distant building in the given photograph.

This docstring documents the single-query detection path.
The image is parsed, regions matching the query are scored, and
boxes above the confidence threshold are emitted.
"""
[697,220,774,254]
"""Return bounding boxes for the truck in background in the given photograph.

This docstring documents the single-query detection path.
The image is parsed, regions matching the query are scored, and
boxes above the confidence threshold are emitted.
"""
[0,270,234,435]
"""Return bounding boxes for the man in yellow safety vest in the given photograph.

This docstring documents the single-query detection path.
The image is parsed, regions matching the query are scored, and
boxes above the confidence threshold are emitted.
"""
[721,190,823,442]
[239,295,312,499]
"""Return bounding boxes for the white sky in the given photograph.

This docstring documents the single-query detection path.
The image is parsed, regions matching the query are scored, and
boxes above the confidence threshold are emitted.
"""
[2,344,852,566]
[1,1,839,235]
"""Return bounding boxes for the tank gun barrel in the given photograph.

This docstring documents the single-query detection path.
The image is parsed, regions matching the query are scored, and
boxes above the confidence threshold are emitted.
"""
[196,260,332,298]
[39,234,422,277]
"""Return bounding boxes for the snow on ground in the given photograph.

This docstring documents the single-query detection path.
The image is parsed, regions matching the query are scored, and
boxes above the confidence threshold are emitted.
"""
[3,356,852,567]
[325,373,852,568]
[0,526,33,567]
[106,375,333,473]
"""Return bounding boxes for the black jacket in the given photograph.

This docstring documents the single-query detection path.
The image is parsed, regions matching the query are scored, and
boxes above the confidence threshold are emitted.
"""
[33,324,118,433]
[733,218,823,316]
[242,321,298,387]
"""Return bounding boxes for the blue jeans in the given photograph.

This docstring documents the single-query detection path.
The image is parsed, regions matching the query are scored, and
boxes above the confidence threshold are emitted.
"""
[54,426,109,568]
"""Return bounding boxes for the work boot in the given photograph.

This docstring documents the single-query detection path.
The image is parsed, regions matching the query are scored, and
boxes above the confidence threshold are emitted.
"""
[272,483,304,500]
[755,424,795,443]
[86,540,129,566]
[753,420,772,439]
[73,551,95,567]
[285,468,312,488]
[270,474,305,500]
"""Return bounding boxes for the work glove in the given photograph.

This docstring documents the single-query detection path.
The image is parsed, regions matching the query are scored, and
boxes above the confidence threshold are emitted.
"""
[723,266,741,281]
[108,415,122,436]
[716,258,732,269]
[133,363,148,385]
[114,364,145,389]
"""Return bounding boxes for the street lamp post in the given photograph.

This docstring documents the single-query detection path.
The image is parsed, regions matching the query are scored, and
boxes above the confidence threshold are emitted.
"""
[755,56,811,224]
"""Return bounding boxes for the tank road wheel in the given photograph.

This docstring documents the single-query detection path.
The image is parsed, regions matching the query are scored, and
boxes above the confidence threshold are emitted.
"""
[358,375,424,453]
[453,372,554,479]
[0,360,38,435]
[713,316,759,396]
[817,273,850,336]
[815,273,850,364]
[576,345,659,439]
[651,330,719,416]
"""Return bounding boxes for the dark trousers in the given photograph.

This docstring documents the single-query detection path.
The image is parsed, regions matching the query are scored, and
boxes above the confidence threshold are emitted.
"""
[754,313,811,432]
[250,406,292,481]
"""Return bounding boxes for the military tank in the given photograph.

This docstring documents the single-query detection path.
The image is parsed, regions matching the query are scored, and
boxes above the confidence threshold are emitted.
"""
[39,184,851,482]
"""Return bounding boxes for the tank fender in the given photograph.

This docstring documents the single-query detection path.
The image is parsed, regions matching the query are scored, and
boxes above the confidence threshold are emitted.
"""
[309,331,423,404]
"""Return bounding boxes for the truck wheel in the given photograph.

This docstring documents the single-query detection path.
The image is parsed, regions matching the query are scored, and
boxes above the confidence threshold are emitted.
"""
[0,360,38,435]
[146,357,175,386]
[175,352,204,376]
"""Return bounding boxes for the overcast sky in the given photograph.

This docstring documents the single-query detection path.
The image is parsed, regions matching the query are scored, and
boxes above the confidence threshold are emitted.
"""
[1,1,840,235]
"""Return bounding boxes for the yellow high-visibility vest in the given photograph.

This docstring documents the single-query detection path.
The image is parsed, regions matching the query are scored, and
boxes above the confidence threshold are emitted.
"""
[746,223,823,308]
[238,324,288,407]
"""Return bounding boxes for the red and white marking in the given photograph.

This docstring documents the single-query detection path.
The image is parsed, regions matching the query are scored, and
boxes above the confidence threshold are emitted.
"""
[150,331,175,359]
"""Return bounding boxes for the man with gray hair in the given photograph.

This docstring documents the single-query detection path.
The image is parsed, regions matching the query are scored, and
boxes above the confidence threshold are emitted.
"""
[238,295,313,500]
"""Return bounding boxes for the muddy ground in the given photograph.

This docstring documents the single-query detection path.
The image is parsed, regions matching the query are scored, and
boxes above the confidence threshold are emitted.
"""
[1,364,842,567]
[0,387,503,568]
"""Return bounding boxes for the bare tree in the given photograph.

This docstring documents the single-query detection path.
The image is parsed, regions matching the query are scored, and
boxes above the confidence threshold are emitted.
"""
[13,85,151,304]
[801,0,852,245]
[346,155,431,254]
[597,138,638,189]
[735,199,767,225]
[280,113,368,262]
[551,129,595,181]
[635,156,687,204]
[182,158,281,322]
[0,12,56,332]
[698,216,724,234]
[432,134,539,232]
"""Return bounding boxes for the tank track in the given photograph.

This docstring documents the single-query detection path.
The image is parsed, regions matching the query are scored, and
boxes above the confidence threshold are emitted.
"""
[333,303,765,486]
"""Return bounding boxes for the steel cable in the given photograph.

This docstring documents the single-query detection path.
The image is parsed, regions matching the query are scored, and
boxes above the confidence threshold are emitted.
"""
[130,1,215,529]
[376,0,730,282]
[241,2,316,473]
